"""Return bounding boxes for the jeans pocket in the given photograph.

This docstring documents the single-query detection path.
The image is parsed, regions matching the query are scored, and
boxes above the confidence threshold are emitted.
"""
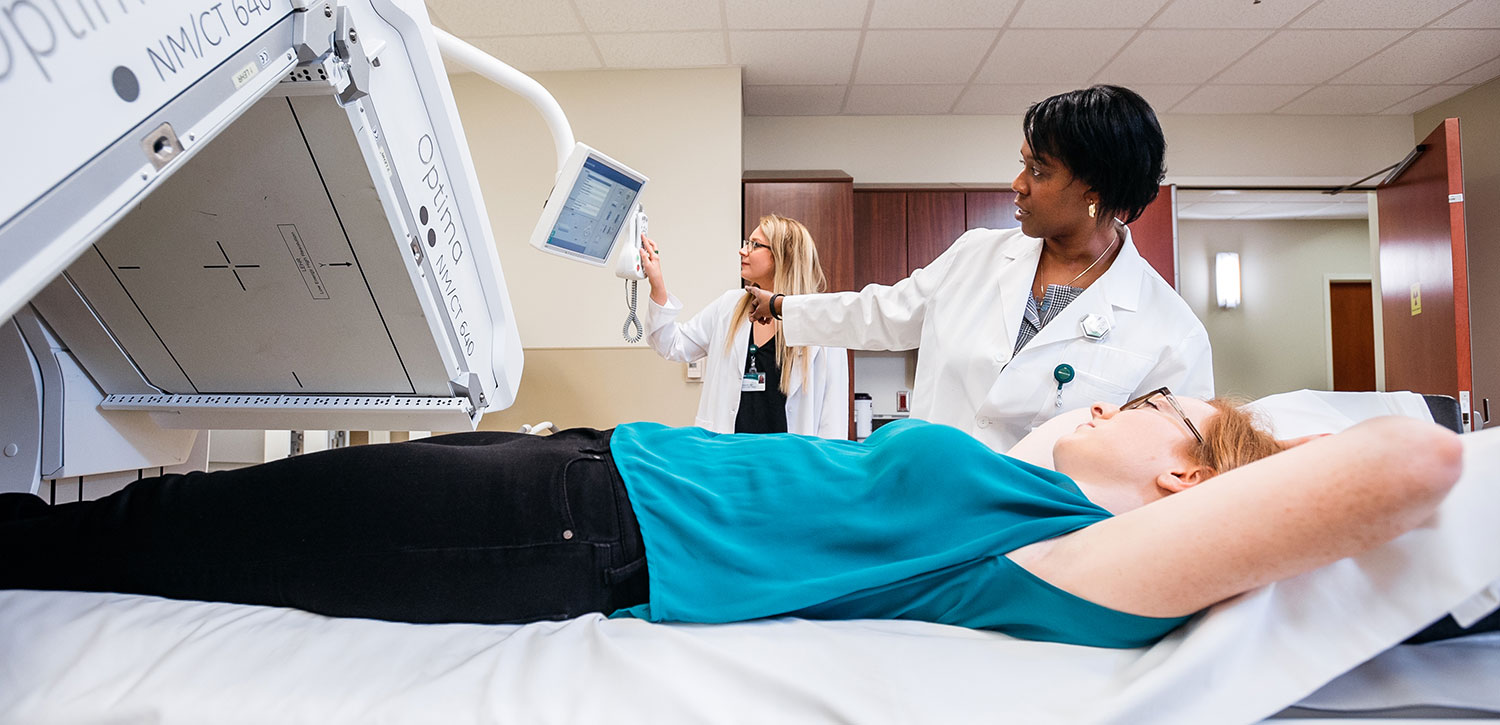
[559,455,621,545]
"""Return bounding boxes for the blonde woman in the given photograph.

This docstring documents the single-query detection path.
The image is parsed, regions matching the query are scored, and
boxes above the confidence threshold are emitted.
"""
[640,214,848,437]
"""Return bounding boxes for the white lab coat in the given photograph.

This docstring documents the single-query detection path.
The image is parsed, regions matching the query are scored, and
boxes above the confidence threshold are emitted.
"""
[782,226,1213,451]
[647,290,850,438]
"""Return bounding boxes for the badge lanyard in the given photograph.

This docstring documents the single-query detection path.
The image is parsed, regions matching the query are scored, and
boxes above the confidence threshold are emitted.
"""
[743,339,767,393]
[1051,315,1109,407]
[1053,363,1075,407]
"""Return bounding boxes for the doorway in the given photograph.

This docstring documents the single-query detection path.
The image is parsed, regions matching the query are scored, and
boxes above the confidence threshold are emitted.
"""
[1326,277,1376,391]
[1174,189,1375,399]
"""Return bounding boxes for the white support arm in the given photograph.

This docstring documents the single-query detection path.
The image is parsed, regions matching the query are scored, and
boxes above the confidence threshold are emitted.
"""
[433,29,576,172]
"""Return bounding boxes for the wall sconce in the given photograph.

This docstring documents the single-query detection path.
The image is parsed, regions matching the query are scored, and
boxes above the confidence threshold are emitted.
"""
[1216,252,1241,309]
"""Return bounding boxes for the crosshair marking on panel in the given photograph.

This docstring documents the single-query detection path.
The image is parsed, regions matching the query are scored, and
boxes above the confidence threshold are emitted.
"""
[204,240,261,291]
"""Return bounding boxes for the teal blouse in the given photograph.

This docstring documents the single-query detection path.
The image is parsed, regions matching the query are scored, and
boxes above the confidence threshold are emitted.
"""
[609,418,1190,648]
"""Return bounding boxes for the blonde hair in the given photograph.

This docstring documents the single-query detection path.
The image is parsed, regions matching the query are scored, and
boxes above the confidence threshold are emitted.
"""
[727,214,828,394]
[1189,398,1287,479]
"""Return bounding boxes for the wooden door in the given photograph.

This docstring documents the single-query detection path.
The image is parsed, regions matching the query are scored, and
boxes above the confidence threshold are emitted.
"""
[1125,184,1178,289]
[1376,119,1473,429]
[1329,280,1376,391]
[853,191,907,289]
[905,191,966,273]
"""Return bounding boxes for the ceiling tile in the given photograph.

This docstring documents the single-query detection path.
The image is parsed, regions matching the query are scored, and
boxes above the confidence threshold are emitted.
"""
[855,30,999,84]
[1126,84,1199,111]
[845,85,966,114]
[1291,0,1467,28]
[1170,85,1313,114]
[428,0,582,36]
[743,86,847,116]
[1214,30,1405,84]
[1333,30,1500,84]
[466,35,601,71]
[1098,30,1271,84]
[975,29,1135,84]
[1010,0,1172,28]
[1432,0,1500,28]
[1276,85,1427,114]
[1151,0,1320,28]
[1451,56,1500,84]
[1179,190,1360,204]
[731,31,861,84]
[1179,201,1270,217]
[594,32,727,68]
[952,84,1080,114]
[572,0,721,32]
[1378,85,1474,114]
[868,0,1019,28]
[724,0,868,29]
[1236,203,1367,220]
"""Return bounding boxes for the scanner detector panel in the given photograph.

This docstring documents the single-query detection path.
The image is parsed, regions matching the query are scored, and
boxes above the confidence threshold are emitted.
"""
[75,97,445,396]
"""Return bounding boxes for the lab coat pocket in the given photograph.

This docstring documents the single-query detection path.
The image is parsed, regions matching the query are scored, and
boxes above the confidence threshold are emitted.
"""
[1064,343,1155,409]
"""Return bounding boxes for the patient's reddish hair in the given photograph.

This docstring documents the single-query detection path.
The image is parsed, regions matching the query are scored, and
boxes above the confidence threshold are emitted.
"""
[1190,398,1287,478]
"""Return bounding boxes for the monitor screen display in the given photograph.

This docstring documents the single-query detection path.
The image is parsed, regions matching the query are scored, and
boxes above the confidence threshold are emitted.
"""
[541,157,644,263]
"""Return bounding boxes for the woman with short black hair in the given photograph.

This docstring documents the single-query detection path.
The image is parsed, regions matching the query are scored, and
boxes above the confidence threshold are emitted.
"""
[747,85,1212,452]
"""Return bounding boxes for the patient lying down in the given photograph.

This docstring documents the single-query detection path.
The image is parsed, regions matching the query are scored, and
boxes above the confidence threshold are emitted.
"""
[0,388,1463,648]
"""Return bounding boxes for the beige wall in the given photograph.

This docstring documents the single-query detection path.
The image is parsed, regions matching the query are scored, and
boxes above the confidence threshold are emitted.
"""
[453,67,743,348]
[743,113,1413,186]
[1178,218,1372,400]
[1415,77,1500,430]
[450,67,741,430]
[475,348,702,432]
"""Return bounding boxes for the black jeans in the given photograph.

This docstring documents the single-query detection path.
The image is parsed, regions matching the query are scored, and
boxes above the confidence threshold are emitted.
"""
[0,428,648,624]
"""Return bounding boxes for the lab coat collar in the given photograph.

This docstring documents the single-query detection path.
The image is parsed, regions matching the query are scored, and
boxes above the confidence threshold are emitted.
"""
[1014,226,1146,353]
[998,235,1042,357]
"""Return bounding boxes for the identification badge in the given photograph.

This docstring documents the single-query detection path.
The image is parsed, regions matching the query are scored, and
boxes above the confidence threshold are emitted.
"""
[1080,314,1111,340]
[742,372,767,392]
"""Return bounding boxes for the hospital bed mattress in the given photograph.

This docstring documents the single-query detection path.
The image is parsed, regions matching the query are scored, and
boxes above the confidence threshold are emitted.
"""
[1,392,1497,724]
[0,591,1495,724]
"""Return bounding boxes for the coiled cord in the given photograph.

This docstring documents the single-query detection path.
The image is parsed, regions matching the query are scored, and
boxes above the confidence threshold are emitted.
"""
[622,279,643,343]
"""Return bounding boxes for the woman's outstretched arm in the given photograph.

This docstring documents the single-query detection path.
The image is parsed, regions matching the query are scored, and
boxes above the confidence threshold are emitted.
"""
[1008,416,1464,618]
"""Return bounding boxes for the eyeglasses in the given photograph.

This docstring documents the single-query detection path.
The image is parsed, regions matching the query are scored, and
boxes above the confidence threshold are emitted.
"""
[740,239,772,252]
[1120,387,1204,445]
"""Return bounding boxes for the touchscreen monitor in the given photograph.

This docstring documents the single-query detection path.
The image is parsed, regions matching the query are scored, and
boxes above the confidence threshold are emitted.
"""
[528,144,648,266]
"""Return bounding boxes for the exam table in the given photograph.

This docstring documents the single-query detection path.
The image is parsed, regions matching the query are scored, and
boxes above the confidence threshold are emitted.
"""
[1,390,1496,725]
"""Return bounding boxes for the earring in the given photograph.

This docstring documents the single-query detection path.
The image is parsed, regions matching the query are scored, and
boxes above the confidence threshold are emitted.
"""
[1087,202,1097,218]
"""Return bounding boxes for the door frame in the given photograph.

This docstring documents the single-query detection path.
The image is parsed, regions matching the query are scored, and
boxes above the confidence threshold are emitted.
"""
[1323,273,1373,391]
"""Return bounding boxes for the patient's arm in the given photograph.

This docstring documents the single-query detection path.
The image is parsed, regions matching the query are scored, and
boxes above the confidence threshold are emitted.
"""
[1008,416,1464,618]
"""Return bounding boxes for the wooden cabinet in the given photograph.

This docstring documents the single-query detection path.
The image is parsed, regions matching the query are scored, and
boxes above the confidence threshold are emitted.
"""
[853,191,906,288]
[743,171,857,438]
[742,171,855,293]
[852,187,1019,289]
[852,185,1180,291]
[964,191,1021,230]
[905,192,968,272]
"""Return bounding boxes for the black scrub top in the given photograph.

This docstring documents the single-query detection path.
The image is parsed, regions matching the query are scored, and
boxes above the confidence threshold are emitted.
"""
[734,328,788,434]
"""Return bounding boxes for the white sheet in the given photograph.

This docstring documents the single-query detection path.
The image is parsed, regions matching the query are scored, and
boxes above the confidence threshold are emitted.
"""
[1295,631,1500,713]
[1,393,1497,725]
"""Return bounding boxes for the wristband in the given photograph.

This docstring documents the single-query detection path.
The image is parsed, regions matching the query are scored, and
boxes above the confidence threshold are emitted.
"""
[770,293,785,320]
